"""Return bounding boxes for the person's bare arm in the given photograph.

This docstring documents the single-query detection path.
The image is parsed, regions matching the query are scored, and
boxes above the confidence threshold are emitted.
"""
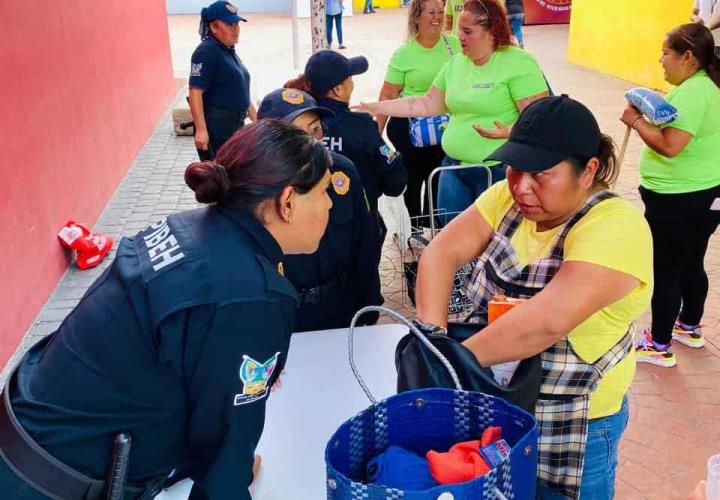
[376,82,403,134]
[621,105,693,158]
[353,85,447,119]
[188,87,209,151]
[473,91,550,140]
[462,261,640,365]
[708,9,720,29]
[416,206,494,327]
[691,5,702,23]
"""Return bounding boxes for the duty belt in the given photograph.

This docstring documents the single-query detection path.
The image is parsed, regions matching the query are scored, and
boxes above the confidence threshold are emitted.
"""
[204,104,247,121]
[0,370,164,500]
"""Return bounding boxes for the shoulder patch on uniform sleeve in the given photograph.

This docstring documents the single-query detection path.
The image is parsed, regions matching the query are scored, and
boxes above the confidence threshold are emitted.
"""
[379,144,398,164]
[234,352,280,406]
[331,171,350,195]
[191,63,203,77]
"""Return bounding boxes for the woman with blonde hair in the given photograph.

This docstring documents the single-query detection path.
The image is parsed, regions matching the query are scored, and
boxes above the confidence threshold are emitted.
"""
[377,0,461,220]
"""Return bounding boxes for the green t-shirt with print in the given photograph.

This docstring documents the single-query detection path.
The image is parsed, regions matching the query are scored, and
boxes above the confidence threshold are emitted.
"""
[639,70,720,194]
[384,35,461,97]
[432,46,547,164]
[444,0,464,34]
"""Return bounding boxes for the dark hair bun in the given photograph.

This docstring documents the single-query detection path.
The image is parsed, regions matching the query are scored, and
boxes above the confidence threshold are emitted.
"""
[184,161,231,204]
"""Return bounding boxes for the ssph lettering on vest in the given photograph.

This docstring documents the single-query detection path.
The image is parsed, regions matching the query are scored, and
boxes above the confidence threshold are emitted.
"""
[143,219,185,271]
[322,136,343,152]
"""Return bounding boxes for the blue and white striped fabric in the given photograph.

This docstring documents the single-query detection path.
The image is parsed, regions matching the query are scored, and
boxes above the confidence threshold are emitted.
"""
[408,115,449,148]
[326,388,538,499]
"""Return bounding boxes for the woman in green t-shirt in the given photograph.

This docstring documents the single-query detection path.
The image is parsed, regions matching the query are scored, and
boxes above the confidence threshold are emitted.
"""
[377,0,461,221]
[622,23,720,367]
[356,0,549,223]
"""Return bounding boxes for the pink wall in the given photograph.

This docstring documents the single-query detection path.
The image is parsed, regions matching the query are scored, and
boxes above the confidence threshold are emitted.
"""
[0,1,176,365]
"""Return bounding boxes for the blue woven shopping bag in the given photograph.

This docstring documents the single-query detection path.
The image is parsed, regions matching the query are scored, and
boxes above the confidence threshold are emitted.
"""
[326,308,539,500]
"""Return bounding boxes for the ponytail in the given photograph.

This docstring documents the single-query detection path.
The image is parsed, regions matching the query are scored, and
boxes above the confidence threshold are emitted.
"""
[707,52,720,88]
[199,7,210,39]
[568,133,619,189]
[284,74,314,95]
[594,134,619,188]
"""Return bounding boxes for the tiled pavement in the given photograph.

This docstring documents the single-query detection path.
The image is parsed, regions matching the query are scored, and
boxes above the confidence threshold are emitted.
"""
[2,10,718,499]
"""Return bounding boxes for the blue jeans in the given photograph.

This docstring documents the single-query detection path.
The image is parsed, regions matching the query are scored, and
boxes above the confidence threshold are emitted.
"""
[363,0,374,12]
[508,13,525,47]
[536,396,630,500]
[326,13,343,45]
[436,156,506,224]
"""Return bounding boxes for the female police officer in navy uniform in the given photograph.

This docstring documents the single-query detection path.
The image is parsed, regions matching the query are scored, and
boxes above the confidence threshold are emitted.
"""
[286,50,407,257]
[189,1,257,160]
[0,120,332,499]
[258,88,383,331]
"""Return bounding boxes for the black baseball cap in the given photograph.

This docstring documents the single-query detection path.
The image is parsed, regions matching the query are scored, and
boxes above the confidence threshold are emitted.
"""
[202,1,247,23]
[486,95,603,172]
[305,50,369,95]
[257,88,335,122]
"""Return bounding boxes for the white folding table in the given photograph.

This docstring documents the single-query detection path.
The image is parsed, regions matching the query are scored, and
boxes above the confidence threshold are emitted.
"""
[157,323,408,499]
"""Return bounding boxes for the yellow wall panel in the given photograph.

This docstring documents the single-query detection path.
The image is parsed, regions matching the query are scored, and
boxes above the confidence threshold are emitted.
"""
[567,0,694,91]
[353,0,400,11]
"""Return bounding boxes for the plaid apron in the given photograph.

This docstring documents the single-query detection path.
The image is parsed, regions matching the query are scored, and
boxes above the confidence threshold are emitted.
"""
[465,190,634,499]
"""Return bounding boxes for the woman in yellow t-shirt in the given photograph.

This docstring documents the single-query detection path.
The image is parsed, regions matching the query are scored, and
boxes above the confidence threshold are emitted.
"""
[416,96,652,499]
[356,0,549,223]
[377,0,461,221]
[621,23,720,367]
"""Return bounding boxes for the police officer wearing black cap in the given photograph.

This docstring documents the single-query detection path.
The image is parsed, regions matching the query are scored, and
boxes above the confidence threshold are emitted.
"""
[189,0,257,160]
[0,121,333,499]
[258,88,384,331]
[286,50,407,254]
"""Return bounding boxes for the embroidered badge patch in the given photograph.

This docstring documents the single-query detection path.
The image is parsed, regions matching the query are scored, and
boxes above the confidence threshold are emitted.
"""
[281,89,304,105]
[226,2,239,13]
[191,63,203,77]
[379,144,398,164]
[331,171,350,195]
[233,352,280,406]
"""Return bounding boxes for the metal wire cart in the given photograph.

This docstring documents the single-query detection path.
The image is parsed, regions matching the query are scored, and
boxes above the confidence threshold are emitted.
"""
[398,164,493,322]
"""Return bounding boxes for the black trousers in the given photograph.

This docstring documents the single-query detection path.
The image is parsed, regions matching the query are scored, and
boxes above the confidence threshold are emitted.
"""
[640,184,720,344]
[196,106,245,161]
[386,117,445,221]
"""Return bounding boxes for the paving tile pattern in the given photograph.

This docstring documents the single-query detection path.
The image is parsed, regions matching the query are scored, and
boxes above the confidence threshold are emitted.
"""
[0,93,202,384]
